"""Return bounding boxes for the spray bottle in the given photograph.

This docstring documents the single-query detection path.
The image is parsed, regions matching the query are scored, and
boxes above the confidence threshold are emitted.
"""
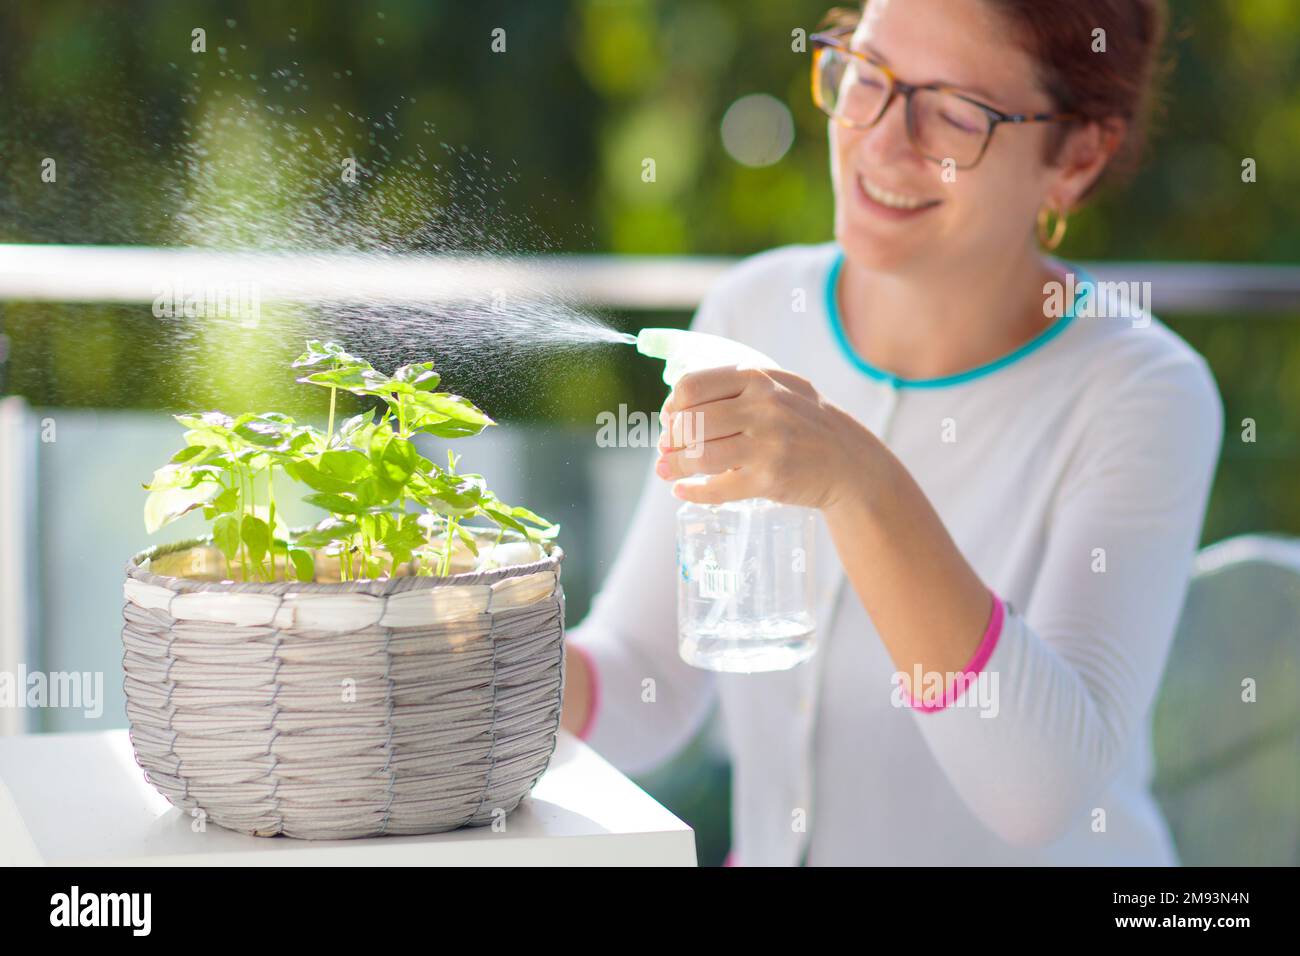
[635,328,817,673]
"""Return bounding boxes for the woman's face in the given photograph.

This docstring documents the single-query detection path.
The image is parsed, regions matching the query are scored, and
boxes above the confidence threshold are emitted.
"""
[830,0,1071,275]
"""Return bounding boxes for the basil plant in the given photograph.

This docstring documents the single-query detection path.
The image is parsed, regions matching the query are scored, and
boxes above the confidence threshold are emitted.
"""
[143,340,557,582]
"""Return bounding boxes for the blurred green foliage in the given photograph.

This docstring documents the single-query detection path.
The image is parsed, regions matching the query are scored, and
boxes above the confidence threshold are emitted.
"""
[2,0,1299,864]
[2,1,1298,419]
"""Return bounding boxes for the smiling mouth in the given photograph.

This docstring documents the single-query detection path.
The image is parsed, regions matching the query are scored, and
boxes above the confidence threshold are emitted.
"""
[856,174,942,212]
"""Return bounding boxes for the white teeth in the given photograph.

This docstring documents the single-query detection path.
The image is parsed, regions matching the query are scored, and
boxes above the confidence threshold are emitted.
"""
[859,175,932,210]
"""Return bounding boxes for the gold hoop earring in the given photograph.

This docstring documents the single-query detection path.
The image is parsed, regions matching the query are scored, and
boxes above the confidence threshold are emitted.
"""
[1037,203,1069,251]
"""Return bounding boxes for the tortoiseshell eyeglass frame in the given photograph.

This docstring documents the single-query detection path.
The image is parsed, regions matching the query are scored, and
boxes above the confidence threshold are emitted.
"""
[810,29,1080,170]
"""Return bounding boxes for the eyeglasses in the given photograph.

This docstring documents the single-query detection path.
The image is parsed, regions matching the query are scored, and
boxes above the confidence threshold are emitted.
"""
[810,30,1078,170]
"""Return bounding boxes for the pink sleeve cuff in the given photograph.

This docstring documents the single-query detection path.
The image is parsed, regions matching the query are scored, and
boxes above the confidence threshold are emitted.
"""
[569,642,601,741]
[906,590,1004,714]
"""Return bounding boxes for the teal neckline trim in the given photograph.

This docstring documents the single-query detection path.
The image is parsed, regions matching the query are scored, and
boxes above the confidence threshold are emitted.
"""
[824,249,1093,389]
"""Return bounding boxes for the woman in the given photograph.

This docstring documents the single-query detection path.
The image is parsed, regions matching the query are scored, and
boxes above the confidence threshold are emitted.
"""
[561,0,1222,866]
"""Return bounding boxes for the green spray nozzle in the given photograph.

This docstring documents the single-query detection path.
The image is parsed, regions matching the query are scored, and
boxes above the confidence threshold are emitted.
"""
[635,327,782,387]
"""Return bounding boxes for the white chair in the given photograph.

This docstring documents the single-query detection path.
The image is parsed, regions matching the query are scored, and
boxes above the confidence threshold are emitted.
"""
[1152,535,1300,865]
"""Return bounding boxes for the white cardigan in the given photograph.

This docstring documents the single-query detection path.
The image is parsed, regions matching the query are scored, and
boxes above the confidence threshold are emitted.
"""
[568,242,1223,866]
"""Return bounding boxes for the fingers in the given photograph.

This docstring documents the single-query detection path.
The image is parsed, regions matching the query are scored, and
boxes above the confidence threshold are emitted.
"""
[658,399,745,452]
[653,362,823,506]
[662,366,815,417]
[661,367,750,416]
[656,433,751,480]
[671,469,754,505]
[764,369,818,399]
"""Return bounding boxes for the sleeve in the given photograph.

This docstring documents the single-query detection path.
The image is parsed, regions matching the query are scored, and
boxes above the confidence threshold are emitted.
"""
[564,285,736,776]
[904,350,1224,848]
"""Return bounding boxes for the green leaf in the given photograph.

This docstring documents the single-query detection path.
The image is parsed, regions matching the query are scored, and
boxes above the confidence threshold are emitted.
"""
[365,431,402,499]
[292,340,372,371]
[382,513,426,564]
[241,515,271,564]
[144,462,196,492]
[233,413,293,449]
[201,485,238,520]
[320,449,372,481]
[287,427,320,455]
[337,413,372,440]
[353,477,396,507]
[392,362,441,392]
[174,411,235,433]
[144,482,223,534]
[212,514,240,560]
[405,391,495,438]
[291,340,333,369]
[180,428,228,450]
[293,517,360,549]
[454,522,480,556]
[374,435,419,487]
[234,446,270,467]
[170,444,207,464]
[284,459,353,494]
[304,492,364,515]
[418,420,480,439]
[181,465,229,489]
[506,503,554,528]
[297,366,387,396]
[408,471,480,515]
[288,549,315,582]
[481,504,528,536]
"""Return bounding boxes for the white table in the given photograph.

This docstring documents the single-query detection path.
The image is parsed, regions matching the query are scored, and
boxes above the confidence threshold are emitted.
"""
[0,729,697,866]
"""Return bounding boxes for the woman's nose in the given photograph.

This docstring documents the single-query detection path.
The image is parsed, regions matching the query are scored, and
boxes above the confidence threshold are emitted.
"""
[855,91,922,168]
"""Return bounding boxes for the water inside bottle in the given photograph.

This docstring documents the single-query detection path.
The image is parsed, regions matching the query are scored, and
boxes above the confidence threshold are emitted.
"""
[676,498,817,673]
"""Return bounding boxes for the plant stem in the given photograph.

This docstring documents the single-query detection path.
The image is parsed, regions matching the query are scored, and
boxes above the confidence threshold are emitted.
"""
[248,465,263,582]
[267,465,277,582]
[326,386,336,446]
[359,520,369,580]
[396,396,407,518]
[239,466,251,583]
[440,515,458,576]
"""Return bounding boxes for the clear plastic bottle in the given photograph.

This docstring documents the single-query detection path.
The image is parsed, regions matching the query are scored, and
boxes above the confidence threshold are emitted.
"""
[634,325,819,674]
[676,497,817,673]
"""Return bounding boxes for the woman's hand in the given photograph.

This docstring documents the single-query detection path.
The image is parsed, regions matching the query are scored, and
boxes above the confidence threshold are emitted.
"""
[654,365,877,510]
[656,362,995,700]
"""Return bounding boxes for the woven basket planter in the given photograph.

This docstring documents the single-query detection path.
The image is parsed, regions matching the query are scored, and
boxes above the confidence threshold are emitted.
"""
[121,533,566,840]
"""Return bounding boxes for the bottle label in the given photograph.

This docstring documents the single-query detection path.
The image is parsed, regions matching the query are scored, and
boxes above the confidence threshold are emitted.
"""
[695,547,739,599]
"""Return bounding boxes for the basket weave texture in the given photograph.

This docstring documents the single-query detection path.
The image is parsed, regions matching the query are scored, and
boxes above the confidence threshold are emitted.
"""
[121,536,566,840]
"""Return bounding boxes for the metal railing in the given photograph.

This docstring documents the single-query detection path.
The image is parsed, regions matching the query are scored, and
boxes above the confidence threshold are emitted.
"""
[3,243,1300,732]
[0,397,36,735]
[2,244,1300,313]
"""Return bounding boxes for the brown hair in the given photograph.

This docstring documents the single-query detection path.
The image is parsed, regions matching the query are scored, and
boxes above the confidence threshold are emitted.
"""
[825,1,1171,202]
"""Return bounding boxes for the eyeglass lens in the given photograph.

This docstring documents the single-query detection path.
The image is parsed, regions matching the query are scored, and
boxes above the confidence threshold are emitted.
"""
[815,47,992,167]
